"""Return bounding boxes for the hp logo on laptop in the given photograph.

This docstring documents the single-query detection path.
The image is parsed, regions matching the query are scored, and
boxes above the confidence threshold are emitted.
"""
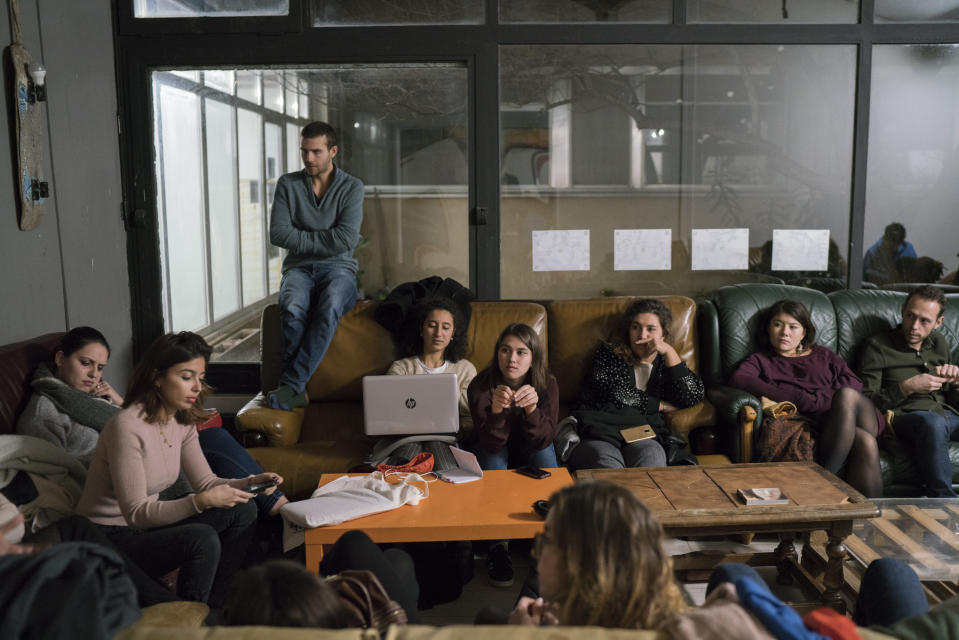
[405,397,416,409]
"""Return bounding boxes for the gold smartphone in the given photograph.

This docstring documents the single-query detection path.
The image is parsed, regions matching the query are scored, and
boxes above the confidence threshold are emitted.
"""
[620,424,656,443]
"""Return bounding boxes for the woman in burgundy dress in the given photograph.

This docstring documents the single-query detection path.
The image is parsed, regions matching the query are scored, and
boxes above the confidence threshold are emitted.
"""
[728,299,882,497]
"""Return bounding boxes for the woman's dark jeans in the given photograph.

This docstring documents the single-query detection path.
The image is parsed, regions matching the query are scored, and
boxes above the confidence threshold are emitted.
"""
[99,500,258,608]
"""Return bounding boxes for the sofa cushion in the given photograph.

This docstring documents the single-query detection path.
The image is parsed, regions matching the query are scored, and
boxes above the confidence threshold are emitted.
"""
[463,301,547,374]
[0,333,63,435]
[709,283,836,382]
[830,289,959,364]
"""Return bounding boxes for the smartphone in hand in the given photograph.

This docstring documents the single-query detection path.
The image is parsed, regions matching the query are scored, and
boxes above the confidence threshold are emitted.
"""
[515,466,551,479]
[246,479,278,494]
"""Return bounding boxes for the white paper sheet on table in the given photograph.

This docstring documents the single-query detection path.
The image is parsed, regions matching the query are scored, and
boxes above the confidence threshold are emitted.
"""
[532,229,590,271]
[772,229,830,271]
[614,229,671,270]
[691,228,749,270]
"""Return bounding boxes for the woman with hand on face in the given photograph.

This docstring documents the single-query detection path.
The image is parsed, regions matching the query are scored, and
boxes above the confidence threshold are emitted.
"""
[387,297,476,414]
[728,299,882,498]
[76,332,281,609]
[567,299,704,471]
[15,327,289,519]
[16,327,124,466]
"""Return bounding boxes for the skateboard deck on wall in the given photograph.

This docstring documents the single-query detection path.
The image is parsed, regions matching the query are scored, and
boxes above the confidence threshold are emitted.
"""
[10,41,46,231]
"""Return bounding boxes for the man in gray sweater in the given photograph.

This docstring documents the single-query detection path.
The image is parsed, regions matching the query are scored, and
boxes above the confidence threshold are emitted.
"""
[268,121,364,410]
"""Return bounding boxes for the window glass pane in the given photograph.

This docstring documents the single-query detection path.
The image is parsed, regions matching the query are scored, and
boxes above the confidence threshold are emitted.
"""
[156,84,208,330]
[875,2,959,22]
[134,0,288,18]
[500,0,669,23]
[204,70,235,94]
[311,0,483,26]
[170,70,199,82]
[500,45,855,299]
[237,70,262,105]
[285,72,299,118]
[286,123,300,174]
[263,71,284,113]
[864,45,959,288]
[238,108,266,305]
[265,123,283,294]
[205,99,240,321]
[150,65,469,360]
[688,0,858,23]
[298,77,309,119]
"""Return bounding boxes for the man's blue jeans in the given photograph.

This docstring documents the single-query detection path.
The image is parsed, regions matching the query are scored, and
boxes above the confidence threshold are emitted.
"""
[277,263,357,393]
[893,408,959,497]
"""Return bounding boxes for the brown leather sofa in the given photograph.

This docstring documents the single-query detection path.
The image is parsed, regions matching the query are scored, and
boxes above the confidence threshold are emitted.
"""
[236,296,724,499]
[0,332,64,438]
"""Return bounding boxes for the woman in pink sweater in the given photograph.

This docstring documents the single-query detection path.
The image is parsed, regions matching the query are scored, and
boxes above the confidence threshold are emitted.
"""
[77,332,282,609]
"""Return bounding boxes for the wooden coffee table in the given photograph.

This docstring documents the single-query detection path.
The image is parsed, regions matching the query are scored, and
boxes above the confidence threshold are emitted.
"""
[577,462,879,612]
[302,468,574,574]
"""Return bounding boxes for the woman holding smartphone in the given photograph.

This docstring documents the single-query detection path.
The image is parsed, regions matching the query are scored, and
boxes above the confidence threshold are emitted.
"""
[16,326,289,518]
[77,332,281,609]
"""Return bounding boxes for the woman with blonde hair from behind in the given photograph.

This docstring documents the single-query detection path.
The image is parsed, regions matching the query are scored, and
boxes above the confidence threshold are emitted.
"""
[511,480,685,629]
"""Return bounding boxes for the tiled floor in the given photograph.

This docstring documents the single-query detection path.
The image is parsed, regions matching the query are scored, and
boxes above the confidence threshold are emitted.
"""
[419,535,809,626]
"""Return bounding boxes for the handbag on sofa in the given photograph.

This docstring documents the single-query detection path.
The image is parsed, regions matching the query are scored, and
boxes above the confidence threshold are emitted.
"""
[756,398,816,463]
[328,569,408,633]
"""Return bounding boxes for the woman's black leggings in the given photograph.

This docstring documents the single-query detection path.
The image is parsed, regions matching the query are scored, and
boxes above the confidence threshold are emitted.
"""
[818,387,882,498]
[320,530,421,623]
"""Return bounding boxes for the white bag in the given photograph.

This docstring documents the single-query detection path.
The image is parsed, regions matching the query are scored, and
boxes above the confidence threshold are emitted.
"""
[280,472,429,551]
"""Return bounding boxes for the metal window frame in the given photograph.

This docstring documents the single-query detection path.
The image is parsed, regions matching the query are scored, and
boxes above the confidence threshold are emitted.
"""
[115,0,959,389]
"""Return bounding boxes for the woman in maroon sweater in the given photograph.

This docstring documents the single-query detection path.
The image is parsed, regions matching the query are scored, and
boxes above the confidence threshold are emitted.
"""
[728,300,882,497]
[468,322,558,587]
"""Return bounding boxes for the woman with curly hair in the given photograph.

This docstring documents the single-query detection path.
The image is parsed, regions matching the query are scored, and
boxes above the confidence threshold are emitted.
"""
[568,299,704,470]
[387,296,476,414]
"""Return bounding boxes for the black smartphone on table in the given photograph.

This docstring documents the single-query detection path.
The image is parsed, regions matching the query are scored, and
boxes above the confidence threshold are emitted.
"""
[515,465,551,479]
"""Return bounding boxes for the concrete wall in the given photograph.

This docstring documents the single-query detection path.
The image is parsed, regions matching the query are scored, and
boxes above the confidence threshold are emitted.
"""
[0,2,133,388]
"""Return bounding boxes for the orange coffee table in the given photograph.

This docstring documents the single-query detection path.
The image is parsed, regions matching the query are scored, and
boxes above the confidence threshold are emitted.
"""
[303,468,574,574]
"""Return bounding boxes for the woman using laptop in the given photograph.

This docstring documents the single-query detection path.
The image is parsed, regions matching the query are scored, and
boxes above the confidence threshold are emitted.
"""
[468,322,558,587]
[387,297,476,414]
[77,331,280,610]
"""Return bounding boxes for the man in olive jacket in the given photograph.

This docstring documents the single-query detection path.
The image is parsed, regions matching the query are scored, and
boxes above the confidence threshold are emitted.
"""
[859,285,959,497]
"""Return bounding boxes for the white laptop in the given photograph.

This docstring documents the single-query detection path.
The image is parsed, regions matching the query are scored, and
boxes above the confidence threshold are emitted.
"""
[362,374,460,437]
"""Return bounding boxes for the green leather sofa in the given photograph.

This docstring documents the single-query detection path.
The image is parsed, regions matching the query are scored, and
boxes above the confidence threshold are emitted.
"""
[699,283,959,496]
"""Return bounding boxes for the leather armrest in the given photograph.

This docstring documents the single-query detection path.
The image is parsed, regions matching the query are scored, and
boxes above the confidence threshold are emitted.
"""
[235,392,305,448]
[706,385,762,463]
[666,401,717,438]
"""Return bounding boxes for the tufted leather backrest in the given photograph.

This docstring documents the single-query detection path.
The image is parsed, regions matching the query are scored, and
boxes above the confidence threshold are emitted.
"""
[705,284,836,384]
[546,296,698,405]
[830,289,959,365]
[0,333,64,435]
[463,301,548,374]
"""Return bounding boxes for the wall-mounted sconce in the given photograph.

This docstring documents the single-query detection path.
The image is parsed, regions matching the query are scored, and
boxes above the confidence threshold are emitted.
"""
[27,62,46,103]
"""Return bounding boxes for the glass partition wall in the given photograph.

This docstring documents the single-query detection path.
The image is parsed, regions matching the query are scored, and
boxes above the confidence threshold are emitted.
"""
[117,0,959,376]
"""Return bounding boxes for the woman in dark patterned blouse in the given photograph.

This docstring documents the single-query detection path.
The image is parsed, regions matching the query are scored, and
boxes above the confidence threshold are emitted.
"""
[568,299,704,471]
